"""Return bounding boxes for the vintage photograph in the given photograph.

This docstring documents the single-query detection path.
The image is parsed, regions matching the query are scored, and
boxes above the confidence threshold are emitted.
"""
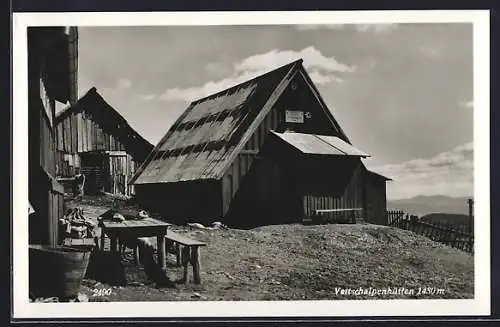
[13,10,490,318]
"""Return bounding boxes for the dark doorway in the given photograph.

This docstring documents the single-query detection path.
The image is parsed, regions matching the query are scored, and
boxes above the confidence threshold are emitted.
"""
[80,152,105,195]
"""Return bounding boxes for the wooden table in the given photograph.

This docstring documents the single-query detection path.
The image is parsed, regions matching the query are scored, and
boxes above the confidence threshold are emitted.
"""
[99,217,171,271]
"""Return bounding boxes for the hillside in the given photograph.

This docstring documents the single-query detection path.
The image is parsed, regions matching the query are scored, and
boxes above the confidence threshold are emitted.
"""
[388,195,472,216]
[72,198,474,302]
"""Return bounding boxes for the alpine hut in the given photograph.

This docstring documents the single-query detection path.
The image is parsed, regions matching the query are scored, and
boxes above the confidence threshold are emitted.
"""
[130,59,390,227]
[54,87,154,196]
[28,26,78,245]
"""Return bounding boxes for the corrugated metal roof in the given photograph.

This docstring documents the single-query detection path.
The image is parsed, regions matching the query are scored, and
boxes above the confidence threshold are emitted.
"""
[132,60,300,184]
[315,135,369,157]
[271,131,370,157]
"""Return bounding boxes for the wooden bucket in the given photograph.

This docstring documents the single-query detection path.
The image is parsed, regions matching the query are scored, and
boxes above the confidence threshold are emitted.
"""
[29,244,94,299]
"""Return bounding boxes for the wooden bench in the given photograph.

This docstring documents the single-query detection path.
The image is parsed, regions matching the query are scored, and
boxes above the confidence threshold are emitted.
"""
[312,208,364,224]
[165,231,206,284]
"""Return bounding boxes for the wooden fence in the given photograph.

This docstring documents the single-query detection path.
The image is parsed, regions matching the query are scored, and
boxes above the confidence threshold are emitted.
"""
[387,210,474,253]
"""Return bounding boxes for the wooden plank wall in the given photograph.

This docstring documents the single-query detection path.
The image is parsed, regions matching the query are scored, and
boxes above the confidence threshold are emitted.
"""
[223,70,333,216]
[127,154,135,195]
[48,190,65,245]
[222,106,281,215]
[37,105,64,246]
[56,151,139,195]
[107,154,130,195]
[135,181,222,225]
[40,112,56,176]
[220,72,369,222]
[56,111,126,154]
[364,176,387,225]
[302,164,364,221]
[55,111,135,190]
[55,151,80,177]
[30,190,63,246]
[30,170,65,246]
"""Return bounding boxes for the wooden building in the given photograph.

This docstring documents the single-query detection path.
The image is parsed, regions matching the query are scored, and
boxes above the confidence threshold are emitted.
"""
[131,59,390,227]
[54,87,154,196]
[28,27,78,246]
[363,169,392,225]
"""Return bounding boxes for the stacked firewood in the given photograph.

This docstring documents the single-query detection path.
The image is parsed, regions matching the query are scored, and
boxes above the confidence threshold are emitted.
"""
[59,208,98,239]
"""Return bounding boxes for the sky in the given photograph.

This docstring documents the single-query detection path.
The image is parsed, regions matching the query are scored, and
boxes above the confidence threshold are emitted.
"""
[69,23,473,200]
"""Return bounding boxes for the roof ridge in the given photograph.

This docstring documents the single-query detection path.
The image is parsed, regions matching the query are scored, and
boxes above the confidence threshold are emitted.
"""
[55,86,97,120]
[133,59,302,184]
[54,87,153,150]
[190,59,303,106]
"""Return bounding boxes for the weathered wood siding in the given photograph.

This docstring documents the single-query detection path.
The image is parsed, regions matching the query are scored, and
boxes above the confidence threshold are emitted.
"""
[300,160,365,221]
[28,27,69,247]
[55,112,140,195]
[223,156,289,227]
[279,70,345,137]
[220,72,349,223]
[134,181,222,224]
[29,168,65,245]
[31,96,65,246]
[107,152,135,195]
[39,108,56,176]
[364,173,388,225]
[222,107,278,217]
[56,112,126,154]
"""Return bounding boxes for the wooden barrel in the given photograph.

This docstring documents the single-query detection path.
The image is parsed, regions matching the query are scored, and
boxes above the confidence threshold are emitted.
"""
[29,244,94,299]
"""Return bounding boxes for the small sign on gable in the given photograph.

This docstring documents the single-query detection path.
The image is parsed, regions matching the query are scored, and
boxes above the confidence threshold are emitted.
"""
[285,110,304,123]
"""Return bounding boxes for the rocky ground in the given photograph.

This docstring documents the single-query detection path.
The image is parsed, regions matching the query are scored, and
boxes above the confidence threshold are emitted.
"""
[66,196,474,302]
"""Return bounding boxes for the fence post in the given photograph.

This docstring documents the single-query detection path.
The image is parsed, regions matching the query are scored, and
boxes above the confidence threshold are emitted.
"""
[468,198,474,235]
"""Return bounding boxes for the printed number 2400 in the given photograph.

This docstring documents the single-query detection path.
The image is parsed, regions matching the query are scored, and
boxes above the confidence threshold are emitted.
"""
[92,288,112,297]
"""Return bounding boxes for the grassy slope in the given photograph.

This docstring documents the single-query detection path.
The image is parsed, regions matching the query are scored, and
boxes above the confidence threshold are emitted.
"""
[79,222,474,301]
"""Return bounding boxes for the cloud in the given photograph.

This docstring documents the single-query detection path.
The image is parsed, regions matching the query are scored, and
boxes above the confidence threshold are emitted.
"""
[419,45,441,59]
[368,142,473,199]
[160,46,355,102]
[295,24,346,31]
[116,78,132,89]
[236,47,355,74]
[159,69,261,102]
[204,62,233,78]
[308,70,344,84]
[295,24,399,34]
[139,94,156,101]
[354,24,399,34]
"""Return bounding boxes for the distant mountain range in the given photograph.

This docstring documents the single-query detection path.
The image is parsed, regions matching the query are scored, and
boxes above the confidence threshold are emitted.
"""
[387,195,473,217]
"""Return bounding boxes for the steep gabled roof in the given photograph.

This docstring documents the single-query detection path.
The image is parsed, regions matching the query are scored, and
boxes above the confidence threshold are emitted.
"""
[296,68,351,144]
[131,59,350,185]
[132,60,300,184]
[55,87,154,161]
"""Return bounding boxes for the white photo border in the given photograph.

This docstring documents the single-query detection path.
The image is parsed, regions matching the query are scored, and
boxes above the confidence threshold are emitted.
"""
[12,10,491,319]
